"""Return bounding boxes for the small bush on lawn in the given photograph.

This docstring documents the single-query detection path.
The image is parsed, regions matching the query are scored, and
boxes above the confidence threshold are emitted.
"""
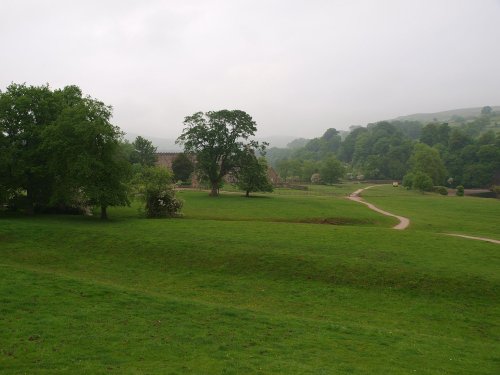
[456,185,465,197]
[433,186,448,195]
[140,167,183,218]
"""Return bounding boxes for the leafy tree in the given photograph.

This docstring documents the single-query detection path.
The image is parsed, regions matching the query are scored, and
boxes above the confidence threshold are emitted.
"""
[420,123,450,147]
[171,153,194,181]
[177,110,264,196]
[412,171,433,192]
[43,94,130,219]
[130,136,157,167]
[481,106,492,116]
[409,143,447,185]
[402,172,415,189]
[236,152,273,197]
[0,83,61,212]
[320,156,344,183]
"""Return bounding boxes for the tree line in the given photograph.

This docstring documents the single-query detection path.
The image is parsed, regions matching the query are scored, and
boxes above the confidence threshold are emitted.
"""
[0,83,183,218]
[267,110,500,189]
[0,83,274,219]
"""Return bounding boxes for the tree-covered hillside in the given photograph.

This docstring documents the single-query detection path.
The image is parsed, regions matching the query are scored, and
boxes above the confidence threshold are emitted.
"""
[267,106,500,188]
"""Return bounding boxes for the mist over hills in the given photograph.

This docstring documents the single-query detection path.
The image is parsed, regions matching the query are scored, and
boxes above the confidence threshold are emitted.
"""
[124,133,299,152]
[125,105,499,152]
[390,106,500,123]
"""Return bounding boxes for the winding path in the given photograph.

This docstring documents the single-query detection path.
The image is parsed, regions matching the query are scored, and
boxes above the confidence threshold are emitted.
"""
[348,186,410,230]
[443,233,500,245]
[348,186,499,244]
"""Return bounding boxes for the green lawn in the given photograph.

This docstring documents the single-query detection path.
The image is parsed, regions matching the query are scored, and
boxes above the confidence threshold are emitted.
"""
[1,187,499,374]
[361,184,500,239]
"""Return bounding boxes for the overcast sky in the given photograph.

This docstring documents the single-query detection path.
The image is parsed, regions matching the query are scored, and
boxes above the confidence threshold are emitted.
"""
[1,0,500,140]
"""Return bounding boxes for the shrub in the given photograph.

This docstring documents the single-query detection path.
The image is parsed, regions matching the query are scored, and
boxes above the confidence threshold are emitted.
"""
[456,185,465,197]
[402,172,415,189]
[145,187,183,218]
[412,172,433,192]
[310,173,321,184]
[140,167,183,218]
[433,186,448,195]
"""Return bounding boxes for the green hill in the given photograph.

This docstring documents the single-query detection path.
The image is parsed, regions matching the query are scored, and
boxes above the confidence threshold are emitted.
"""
[392,106,500,123]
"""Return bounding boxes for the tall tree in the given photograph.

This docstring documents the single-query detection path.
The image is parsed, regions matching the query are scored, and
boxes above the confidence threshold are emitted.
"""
[0,83,64,212]
[177,110,264,196]
[409,143,447,185]
[42,92,130,219]
[130,136,157,167]
[320,156,344,183]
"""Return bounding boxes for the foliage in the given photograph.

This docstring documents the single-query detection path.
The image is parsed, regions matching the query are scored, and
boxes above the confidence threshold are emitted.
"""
[177,110,265,196]
[456,185,465,197]
[0,83,130,218]
[310,173,321,184]
[171,153,194,182]
[319,156,344,183]
[412,172,433,192]
[140,166,182,218]
[235,152,273,197]
[409,143,447,185]
[402,172,414,189]
[130,136,157,167]
[433,186,448,195]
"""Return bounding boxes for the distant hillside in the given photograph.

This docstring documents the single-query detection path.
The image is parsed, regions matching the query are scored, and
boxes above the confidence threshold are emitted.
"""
[124,133,299,152]
[392,106,500,123]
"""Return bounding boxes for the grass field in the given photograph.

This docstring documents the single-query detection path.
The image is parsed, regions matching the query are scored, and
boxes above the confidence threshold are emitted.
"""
[1,185,499,374]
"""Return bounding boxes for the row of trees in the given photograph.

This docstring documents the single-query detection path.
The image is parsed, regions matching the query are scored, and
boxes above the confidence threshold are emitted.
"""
[0,83,182,219]
[268,110,500,188]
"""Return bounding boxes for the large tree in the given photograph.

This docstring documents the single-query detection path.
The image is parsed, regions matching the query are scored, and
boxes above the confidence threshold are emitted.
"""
[177,110,264,196]
[409,143,447,185]
[0,83,130,218]
[42,92,130,219]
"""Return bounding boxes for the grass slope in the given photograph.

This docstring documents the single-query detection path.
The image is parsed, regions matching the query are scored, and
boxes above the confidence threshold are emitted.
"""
[1,187,499,374]
[361,185,500,239]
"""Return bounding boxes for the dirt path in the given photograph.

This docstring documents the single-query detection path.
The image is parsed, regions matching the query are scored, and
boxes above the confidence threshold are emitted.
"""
[348,186,500,244]
[348,186,410,230]
[443,233,500,245]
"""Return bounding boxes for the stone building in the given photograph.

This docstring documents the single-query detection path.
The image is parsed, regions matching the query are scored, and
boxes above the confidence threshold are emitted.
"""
[155,152,281,187]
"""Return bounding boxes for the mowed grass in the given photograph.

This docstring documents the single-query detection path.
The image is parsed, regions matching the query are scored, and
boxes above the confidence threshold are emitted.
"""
[361,184,500,239]
[178,189,394,226]
[1,187,499,374]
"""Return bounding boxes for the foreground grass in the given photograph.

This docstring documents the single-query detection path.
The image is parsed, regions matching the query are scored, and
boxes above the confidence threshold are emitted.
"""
[1,188,499,373]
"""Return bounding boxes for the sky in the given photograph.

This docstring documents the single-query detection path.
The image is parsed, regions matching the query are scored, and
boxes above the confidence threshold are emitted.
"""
[1,0,500,140]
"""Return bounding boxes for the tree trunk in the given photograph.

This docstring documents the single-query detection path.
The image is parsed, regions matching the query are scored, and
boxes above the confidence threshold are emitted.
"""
[210,183,219,197]
[25,188,34,215]
[245,190,250,197]
[100,204,108,220]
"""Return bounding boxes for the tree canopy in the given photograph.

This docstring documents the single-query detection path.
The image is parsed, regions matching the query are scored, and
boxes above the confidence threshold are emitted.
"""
[177,110,265,196]
[235,151,273,197]
[0,83,130,218]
